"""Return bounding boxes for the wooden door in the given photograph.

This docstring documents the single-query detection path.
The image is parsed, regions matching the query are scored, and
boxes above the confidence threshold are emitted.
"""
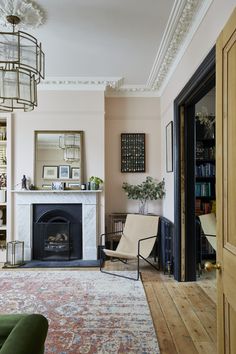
[216,7,236,354]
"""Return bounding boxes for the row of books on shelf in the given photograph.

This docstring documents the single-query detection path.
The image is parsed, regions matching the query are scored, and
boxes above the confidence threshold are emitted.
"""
[113,220,125,233]
[196,142,215,160]
[195,163,215,177]
[195,199,216,215]
[195,182,213,197]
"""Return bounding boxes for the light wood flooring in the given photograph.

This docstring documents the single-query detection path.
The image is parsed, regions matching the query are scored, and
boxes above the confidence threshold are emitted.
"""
[0,261,217,354]
[105,260,217,354]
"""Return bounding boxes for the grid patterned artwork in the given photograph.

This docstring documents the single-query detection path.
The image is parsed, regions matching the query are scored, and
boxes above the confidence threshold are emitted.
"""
[121,133,145,172]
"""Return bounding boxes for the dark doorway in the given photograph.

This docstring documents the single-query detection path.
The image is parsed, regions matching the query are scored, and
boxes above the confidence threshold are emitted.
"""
[174,46,215,281]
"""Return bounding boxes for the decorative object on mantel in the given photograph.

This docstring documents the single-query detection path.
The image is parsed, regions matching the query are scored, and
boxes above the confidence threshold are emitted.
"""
[51,181,65,190]
[29,183,37,190]
[122,176,165,214]
[59,133,81,162]
[0,0,45,112]
[4,240,24,268]
[121,133,145,172]
[89,176,103,190]
[21,174,27,190]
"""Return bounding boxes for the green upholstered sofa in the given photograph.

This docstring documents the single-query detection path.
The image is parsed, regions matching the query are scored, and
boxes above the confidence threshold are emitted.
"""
[0,314,48,354]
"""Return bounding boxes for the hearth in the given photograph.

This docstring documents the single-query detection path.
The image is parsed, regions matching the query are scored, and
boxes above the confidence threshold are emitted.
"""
[33,204,82,261]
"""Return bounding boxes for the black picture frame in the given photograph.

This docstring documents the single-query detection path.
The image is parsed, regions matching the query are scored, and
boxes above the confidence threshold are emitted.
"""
[166,121,173,172]
[42,166,58,179]
[59,165,70,179]
[121,133,145,172]
[71,167,80,179]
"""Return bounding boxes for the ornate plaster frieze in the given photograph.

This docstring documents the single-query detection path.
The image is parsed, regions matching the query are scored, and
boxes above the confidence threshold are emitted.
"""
[106,85,159,97]
[107,0,212,96]
[39,77,124,91]
[147,0,212,92]
[0,0,45,29]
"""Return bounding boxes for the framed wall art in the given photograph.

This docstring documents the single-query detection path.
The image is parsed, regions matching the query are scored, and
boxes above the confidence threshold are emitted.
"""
[166,121,173,172]
[42,166,58,179]
[121,133,145,172]
[59,165,70,179]
[71,167,80,179]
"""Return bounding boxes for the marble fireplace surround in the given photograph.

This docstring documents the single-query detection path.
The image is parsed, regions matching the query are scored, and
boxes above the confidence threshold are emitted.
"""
[13,190,101,261]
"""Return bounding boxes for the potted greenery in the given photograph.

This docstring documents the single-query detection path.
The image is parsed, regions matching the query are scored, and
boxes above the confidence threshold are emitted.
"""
[122,176,165,214]
[89,176,103,190]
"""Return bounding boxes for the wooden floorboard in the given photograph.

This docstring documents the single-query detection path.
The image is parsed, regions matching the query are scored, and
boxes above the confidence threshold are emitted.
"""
[106,261,217,354]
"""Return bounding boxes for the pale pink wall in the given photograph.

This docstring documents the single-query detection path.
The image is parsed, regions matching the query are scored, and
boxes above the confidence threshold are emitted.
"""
[12,90,105,236]
[105,97,162,217]
[160,0,236,222]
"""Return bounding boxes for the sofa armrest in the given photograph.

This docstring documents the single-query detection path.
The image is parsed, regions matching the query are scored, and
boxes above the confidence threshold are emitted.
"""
[0,314,48,354]
[0,315,28,339]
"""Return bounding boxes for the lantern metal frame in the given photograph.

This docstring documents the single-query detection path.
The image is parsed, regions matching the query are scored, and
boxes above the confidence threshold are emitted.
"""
[0,15,44,112]
[59,134,81,162]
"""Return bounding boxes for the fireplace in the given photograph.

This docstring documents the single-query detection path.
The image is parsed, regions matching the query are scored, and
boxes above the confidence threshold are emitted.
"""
[33,204,82,261]
[14,190,100,261]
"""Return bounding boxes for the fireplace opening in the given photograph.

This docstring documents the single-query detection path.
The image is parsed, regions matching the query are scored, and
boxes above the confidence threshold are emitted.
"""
[33,204,82,261]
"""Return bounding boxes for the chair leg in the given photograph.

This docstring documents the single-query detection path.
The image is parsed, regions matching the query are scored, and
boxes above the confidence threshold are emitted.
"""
[100,250,140,280]
[139,254,160,272]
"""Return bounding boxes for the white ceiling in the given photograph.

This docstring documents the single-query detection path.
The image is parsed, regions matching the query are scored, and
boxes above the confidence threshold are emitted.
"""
[0,0,212,94]
[33,0,175,86]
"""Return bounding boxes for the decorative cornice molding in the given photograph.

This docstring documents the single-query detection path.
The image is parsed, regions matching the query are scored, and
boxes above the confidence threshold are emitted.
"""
[106,85,159,98]
[0,0,46,29]
[147,0,213,92]
[39,77,124,91]
[37,0,212,97]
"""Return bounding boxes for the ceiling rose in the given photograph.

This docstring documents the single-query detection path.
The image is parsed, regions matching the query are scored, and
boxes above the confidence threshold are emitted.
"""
[0,0,45,29]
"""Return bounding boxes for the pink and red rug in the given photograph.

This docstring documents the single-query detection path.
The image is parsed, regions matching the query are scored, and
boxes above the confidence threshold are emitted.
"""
[0,270,160,353]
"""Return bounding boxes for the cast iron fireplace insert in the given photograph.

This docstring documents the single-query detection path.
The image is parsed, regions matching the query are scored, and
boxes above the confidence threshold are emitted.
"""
[33,204,82,261]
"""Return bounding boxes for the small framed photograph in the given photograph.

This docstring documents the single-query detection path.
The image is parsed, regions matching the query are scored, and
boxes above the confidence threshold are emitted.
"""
[71,167,80,179]
[68,183,80,190]
[166,121,173,172]
[42,166,58,179]
[42,184,52,190]
[52,181,65,190]
[59,165,70,179]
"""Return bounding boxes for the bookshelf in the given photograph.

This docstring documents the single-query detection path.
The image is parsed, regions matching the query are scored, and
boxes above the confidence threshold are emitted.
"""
[195,139,215,215]
[195,119,216,262]
[0,114,12,263]
[108,213,127,250]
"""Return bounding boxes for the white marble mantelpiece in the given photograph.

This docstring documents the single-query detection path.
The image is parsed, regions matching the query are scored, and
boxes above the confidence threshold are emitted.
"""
[13,190,102,261]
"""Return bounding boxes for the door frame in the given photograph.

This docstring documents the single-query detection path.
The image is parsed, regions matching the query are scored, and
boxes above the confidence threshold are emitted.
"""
[173,46,216,281]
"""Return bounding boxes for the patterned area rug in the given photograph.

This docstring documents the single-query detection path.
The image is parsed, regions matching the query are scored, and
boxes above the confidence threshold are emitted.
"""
[0,270,160,354]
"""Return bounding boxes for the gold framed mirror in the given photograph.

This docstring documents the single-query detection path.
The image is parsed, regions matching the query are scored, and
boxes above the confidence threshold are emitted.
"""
[34,131,83,190]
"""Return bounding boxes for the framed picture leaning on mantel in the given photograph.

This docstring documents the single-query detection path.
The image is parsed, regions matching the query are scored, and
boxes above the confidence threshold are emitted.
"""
[121,133,145,172]
[59,165,70,179]
[71,167,80,179]
[166,121,173,172]
[42,166,58,179]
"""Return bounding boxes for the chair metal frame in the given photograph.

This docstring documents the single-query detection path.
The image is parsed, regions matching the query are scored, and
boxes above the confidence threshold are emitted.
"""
[99,232,159,280]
